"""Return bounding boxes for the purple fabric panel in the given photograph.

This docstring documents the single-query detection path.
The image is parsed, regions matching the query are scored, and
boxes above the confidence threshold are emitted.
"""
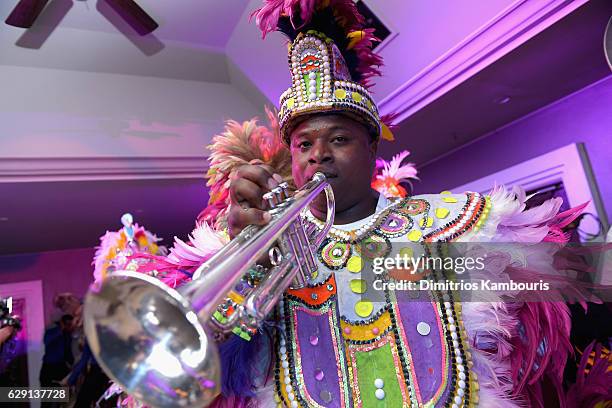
[395,291,447,403]
[294,307,344,407]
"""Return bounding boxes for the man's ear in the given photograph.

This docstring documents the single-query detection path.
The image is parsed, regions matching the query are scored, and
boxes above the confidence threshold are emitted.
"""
[369,138,379,158]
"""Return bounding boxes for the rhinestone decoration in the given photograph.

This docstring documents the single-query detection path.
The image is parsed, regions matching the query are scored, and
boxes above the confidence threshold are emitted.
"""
[399,198,429,215]
[379,212,412,237]
[417,321,431,336]
[279,31,381,144]
[319,238,350,269]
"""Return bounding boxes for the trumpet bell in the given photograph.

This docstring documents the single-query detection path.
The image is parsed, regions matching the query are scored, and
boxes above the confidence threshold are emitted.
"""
[84,271,220,408]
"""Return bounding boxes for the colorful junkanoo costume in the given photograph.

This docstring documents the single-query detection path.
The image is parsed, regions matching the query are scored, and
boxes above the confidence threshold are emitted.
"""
[92,1,611,407]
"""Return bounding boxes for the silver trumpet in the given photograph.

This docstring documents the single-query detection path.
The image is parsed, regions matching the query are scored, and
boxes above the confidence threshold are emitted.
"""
[84,172,334,408]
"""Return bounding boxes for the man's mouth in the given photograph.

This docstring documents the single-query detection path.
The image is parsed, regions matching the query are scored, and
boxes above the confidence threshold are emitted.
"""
[309,169,338,180]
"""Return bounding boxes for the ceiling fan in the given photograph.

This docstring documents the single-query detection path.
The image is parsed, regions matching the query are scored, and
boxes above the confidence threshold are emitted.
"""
[5,0,158,35]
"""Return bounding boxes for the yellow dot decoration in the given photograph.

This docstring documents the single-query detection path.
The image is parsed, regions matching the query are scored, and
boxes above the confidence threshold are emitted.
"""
[399,247,414,257]
[286,98,295,108]
[347,256,363,273]
[350,279,367,294]
[436,208,450,219]
[440,190,452,195]
[407,230,422,242]
[351,92,362,102]
[335,89,347,99]
[355,299,373,317]
[442,197,458,203]
[419,217,434,228]
[311,271,318,279]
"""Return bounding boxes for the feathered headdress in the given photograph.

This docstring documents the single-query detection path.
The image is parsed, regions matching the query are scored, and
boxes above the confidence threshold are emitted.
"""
[92,213,166,283]
[253,0,396,144]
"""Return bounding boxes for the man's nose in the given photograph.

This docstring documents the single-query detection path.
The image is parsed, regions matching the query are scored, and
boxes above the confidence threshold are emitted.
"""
[308,141,333,164]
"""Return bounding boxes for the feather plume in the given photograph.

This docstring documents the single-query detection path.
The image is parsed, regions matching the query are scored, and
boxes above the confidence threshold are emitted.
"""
[509,302,572,406]
[457,185,587,244]
[454,185,599,406]
[92,222,165,283]
[252,0,383,88]
[199,108,291,230]
[126,222,229,288]
[371,150,418,198]
[564,342,612,408]
[462,301,526,407]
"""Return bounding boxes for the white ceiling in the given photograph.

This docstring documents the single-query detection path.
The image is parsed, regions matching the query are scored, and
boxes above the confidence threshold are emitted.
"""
[2,0,251,50]
[1,0,610,255]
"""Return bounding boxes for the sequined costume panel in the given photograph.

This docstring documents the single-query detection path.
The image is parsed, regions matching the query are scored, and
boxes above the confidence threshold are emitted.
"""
[272,194,490,407]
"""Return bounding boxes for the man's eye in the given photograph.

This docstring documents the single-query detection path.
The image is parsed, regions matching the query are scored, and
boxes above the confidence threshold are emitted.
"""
[333,136,347,143]
[298,141,311,149]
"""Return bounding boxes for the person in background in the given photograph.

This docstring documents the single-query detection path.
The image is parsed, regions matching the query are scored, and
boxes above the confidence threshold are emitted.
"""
[39,314,75,387]
[60,339,109,408]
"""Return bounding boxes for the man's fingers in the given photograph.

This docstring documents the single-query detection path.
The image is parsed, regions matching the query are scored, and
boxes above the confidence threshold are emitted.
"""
[230,178,266,210]
[228,207,271,237]
[232,164,280,190]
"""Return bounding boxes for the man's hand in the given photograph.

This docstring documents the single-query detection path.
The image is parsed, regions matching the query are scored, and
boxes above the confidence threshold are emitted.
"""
[0,326,15,346]
[227,162,284,238]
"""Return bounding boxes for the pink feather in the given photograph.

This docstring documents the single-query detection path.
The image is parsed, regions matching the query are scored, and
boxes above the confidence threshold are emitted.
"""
[509,302,572,407]
[252,0,383,89]
[564,342,612,408]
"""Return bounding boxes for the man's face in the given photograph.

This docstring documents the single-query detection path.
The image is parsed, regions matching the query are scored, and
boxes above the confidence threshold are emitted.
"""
[289,114,377,213]
[60,317,74,333]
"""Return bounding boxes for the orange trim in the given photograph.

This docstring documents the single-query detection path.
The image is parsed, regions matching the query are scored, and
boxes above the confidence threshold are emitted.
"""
[287,274,336,306]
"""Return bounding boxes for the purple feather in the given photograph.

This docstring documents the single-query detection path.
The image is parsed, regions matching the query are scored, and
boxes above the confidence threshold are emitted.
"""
[216,326,274,400]
[564,342,612,408]
[510,302,572,407]
[252,0,383,89]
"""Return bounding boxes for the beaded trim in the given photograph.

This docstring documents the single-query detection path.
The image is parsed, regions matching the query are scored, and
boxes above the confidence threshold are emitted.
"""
[275,193,485,407]
[308,198,414,271]
[304,198,407,243]
[280,30,381,143]
[418,244,478,407]
[276,297,351,408]
[423,193,488,242]
[345,331,412,407]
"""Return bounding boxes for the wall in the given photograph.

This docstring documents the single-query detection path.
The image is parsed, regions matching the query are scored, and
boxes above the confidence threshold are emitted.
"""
[0,248,95,326]
[415,75,612,222]
[0,0,266,159]
[0,65,264,158]
[225,0,518,106]
[368,0,516,98]
[225,0,288,106]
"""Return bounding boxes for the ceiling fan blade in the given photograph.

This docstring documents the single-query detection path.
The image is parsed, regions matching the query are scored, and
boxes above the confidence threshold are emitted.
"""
[101,0,158,36]
[5,0,50,28]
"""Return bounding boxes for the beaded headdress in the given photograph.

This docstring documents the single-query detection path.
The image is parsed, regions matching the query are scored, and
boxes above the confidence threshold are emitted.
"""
[254,0,396,144]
